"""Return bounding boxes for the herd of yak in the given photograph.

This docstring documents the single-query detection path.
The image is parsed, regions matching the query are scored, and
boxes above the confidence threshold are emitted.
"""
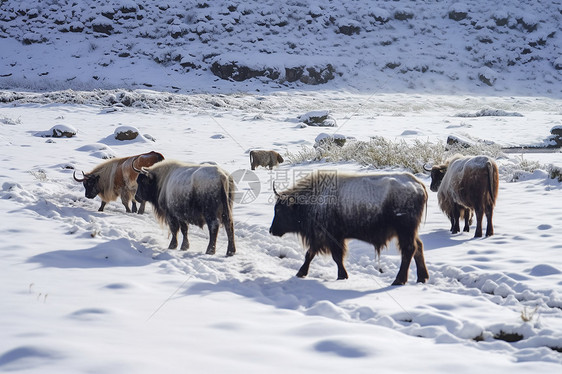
[73,149,498,286]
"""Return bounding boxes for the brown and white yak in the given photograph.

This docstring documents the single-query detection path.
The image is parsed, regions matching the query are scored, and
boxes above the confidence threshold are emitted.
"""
[73,151,164,213]
[426,155,499,237]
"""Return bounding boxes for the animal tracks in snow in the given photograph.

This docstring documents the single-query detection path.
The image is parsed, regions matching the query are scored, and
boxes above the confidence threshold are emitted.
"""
[2,170,561,364]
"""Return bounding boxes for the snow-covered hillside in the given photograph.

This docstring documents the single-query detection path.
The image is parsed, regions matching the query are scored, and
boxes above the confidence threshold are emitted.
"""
[1,0,561,96]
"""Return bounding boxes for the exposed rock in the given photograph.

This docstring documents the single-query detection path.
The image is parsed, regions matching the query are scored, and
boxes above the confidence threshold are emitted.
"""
[446,135,473,149]
[299,65,336,85]
[549,125,562,147]
[517,17,538,32]
[449,10,468,21]
[337,23,361,35]
[546,134,562,147]
[315,133,347,147]
[210,60,335,85]
[92,19,114,35]
[478,67,497,86]
[38,124,77,138]
[210,61,280,82]
[299,110,336,127]
[114,125,139,141]
[554,57,562,70]
[394,10,414,21]
[551,126,562,137]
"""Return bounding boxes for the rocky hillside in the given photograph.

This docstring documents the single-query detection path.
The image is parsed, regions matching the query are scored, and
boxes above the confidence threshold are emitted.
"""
[0,0,561,96]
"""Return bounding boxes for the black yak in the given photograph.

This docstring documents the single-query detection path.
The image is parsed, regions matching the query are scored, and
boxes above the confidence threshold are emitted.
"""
[269,170,428,285]
[134,160,236,256]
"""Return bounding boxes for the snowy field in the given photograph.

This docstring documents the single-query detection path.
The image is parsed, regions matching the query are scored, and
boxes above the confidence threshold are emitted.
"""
[0,91,561,373]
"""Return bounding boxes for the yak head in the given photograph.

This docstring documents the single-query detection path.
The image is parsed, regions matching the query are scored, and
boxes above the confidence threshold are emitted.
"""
[133,172,152,204]
[73,171,100,199]
[424,163,448,192]
[133,158,159,205]
[269,183,302,237]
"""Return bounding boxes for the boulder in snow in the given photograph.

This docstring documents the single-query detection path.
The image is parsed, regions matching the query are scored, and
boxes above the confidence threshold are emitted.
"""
[38,124,77,138]
[114,125,139,141]
[298,111,337,127]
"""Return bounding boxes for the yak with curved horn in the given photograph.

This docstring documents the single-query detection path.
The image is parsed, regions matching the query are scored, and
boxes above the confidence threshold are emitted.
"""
[74,151,164,213]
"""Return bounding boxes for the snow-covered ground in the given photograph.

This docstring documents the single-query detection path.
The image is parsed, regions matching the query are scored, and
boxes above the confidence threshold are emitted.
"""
[1,91,561,373]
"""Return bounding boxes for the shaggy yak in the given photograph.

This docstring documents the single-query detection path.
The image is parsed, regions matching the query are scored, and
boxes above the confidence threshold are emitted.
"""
[74,151,164,213]
[249,150,284,170]
[134,160,236,256]
[269,170,429,285]
[426,155,499,237]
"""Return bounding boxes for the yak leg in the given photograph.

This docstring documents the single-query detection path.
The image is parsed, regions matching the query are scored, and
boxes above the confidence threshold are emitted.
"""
[179,222,189,251]
[485,205,494,237]
[131,201,138,213]
[474,209,484,238]
[451,205,461,234]
[222,215,236,257]
[205,218,219,255]
[137,201,146,215]
[168,219,180,249]
[413,237,429,283]
[462,209,471,232]
[120,192,132,213]
[330,242,348,280]
[393,234,416,285]
[98,201,107,212]
[297,249,316,278]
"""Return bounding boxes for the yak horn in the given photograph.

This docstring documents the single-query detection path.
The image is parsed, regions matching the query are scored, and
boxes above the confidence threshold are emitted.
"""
[73,170,86,182]
[423,163,433,172]
[272,181,280,197]
[131,156,142,173]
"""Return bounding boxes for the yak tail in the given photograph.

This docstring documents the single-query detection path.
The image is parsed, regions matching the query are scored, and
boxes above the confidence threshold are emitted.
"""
[221,175,235,225]
[486,160,498,204]
[249,151,255,169]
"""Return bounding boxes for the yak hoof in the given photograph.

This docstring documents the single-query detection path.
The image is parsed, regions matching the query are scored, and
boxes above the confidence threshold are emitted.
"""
[337,272,349,280]
[391,279,406,286]
[206,248,216,255]
[226,250,235,257]
[296,271,307,278]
